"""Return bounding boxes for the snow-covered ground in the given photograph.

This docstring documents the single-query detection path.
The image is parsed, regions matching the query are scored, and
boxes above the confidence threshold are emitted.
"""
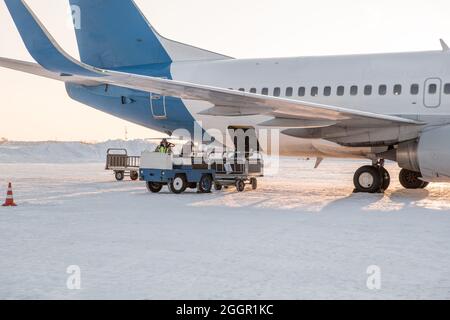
[0,148,450,299]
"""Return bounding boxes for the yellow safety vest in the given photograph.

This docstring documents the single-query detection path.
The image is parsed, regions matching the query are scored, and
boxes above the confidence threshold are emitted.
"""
[159,146,167,153]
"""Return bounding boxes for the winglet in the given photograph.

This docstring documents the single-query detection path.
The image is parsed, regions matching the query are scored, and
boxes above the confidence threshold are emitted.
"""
[440,39,449,52]
[4,0,102,77]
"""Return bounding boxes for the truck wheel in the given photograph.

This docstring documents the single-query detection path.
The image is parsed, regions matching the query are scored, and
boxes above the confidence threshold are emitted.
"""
[199,175,213,193]
[146,182,162,193]
[236,179,245,192]
[169,174,187,194]
[250,178,258,190]
[115,171,125,181]
[130,171,139,181]
[214,182,223,191]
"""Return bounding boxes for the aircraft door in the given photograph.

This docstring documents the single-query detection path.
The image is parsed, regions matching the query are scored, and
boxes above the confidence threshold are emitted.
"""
[150,93,167,119]
[424,78,442,108]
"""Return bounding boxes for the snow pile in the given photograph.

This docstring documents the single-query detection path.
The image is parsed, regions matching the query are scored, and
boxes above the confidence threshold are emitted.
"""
[0,140,156,163]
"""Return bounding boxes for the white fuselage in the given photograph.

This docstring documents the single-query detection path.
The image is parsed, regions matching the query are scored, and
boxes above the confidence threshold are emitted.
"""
[170,50,450,158]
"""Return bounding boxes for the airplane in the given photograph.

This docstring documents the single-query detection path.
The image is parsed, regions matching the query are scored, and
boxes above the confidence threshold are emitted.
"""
[1,0,450,193]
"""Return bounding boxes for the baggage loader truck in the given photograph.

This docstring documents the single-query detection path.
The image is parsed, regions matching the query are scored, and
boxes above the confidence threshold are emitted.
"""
[139,152,215,194]
[139,151,264,194]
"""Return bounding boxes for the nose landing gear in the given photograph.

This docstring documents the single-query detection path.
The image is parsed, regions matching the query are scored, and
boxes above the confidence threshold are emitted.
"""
[353,160,390,193]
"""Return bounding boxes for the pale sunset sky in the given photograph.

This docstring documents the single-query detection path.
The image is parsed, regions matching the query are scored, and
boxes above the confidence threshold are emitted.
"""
[1,0,450,141]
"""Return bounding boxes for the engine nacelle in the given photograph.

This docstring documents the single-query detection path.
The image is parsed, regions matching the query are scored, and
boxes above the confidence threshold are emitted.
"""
[397,125,450,182]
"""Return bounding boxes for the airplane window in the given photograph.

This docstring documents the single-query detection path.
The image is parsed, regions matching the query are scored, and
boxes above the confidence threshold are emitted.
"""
[274,87,281,97]
[364,85,372,96]
[311,87,319,97]
[238,88,245,92]
[286,87,293,97]
[444,83,450,94]
[393,84,402,95]
[250,88,257,94]
[428,84,437,94]
[298,87,306,97]
[324,86,331,96]
[350,85,358,96]
[378,85,387,95]
[337,86,345,96]
[262,88,269,95]
[410,84,419,95]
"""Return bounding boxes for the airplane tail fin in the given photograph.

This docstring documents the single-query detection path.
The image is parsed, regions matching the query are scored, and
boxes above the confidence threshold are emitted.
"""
[68,0,231,69]
[4,0,101,77]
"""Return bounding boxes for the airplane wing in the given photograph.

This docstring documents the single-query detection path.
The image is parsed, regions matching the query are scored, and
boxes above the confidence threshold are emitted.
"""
[0,57,98,85]
[0,56,423,128]
[1,0,423,129]
[96,71,423,127]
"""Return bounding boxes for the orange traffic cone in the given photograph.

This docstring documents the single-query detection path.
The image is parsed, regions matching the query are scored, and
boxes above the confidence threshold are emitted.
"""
[2,182,17,207]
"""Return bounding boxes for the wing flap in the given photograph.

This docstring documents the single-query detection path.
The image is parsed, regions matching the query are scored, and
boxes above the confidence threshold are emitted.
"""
[198,106,261,116]
[258,118,337,128]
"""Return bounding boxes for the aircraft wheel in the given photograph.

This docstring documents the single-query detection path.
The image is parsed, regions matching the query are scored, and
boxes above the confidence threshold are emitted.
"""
[169,174,187,194]
[353,166,382,193]
[399,169,429,189]
[379,167,390,191]
[115,171,125,181]
[146,182,162,193]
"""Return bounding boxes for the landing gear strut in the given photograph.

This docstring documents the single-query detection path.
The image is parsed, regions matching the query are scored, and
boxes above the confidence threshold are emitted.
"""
[353,160,390,193]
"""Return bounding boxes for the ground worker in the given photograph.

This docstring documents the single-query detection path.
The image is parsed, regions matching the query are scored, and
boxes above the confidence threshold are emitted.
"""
[155,139,174,154]
[155,141,165,153]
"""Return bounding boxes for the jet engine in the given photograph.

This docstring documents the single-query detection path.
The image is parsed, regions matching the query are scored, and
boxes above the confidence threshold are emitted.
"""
[397,125,450,182]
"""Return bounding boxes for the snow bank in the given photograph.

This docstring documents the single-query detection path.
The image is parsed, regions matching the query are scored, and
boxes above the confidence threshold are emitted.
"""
[0,140,156,163]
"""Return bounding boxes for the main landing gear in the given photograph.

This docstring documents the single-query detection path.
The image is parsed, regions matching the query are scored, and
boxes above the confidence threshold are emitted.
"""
[398,169,429,189]
[353,160,390,193]
[353,160,429,193]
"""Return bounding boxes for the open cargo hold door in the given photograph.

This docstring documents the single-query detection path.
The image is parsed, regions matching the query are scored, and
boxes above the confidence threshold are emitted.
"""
[227,126,263,175]
[228,126,261,157]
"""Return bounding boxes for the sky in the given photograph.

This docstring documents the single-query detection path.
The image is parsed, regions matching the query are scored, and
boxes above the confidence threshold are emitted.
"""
[1,0,450,141]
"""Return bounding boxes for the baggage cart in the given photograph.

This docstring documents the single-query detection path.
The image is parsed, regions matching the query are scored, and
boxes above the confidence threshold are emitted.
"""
[105,148,140,181]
